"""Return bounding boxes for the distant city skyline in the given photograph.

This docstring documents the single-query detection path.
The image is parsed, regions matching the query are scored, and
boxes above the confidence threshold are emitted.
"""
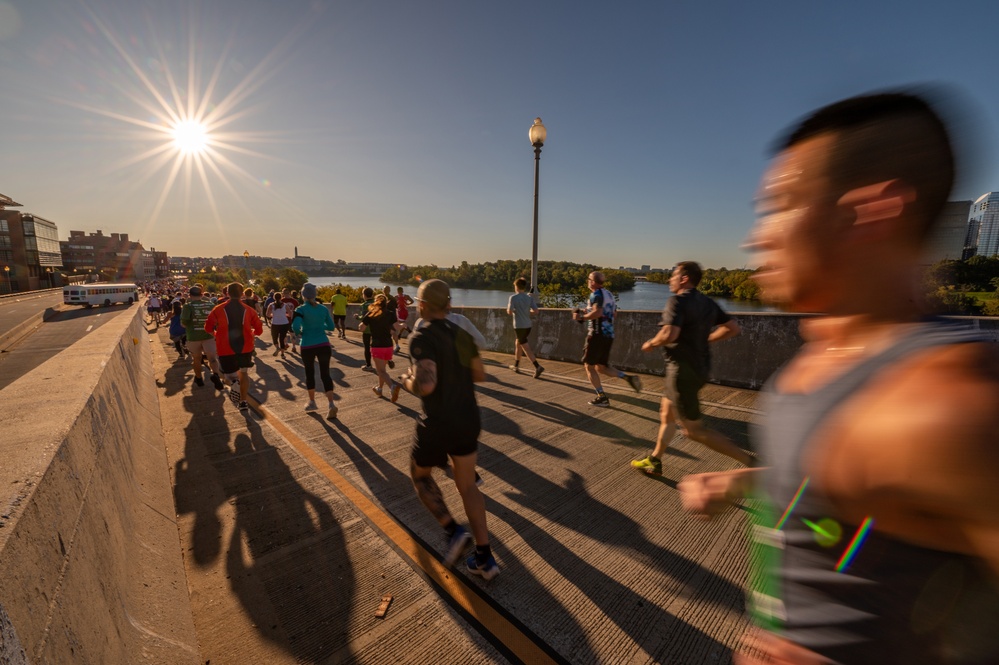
[4,2,999,269]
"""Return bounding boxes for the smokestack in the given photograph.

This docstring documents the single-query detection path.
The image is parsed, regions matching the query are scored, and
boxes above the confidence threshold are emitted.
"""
[295,246,298,258]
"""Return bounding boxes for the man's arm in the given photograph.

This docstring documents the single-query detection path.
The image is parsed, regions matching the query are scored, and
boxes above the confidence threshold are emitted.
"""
[469,356,487,383]
[401,358,437,396]
[642,324,680,351]
[679,468,765,520]
[708,319,740,343]
[180,304,193,329]
[203,308,216,335]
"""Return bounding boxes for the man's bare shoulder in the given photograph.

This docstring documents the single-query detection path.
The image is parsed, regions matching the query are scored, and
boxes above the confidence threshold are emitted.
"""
[853,341,999,455]
[821,341,999,558]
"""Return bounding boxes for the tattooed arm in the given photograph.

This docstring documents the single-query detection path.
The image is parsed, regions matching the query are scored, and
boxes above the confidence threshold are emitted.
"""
[402,358,437,397]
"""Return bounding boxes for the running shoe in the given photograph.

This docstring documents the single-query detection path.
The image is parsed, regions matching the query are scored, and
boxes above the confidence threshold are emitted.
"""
[194,376,205,387]
[372,386,383,398]
[625,374,643,393]
[390,382,401,403]
[210,373,224,391]
[509,364,520,374]
[388,360,395,370]
[238,401,249,413]
[533,365,545,379]
[326,404,338,420]
[304,401,318,411]
[466,554,500,581]
[272,349,280,356]
[444,526,472,567]
[589,393,610,407]
[394,345,401,353]
[630,456,662,476]
[362,365,373,372]
[229,381,241,406]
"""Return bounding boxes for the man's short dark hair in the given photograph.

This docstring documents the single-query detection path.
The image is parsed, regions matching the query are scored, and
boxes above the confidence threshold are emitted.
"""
[673,261,703,287]
[774,91,955,241]
[514,277,528,291]
[227,282,243,299]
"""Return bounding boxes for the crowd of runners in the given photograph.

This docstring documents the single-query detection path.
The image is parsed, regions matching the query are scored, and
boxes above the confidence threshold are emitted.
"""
[149,90,999,662]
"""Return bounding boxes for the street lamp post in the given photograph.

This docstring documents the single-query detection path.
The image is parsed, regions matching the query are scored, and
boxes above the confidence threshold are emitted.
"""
[3,265,10,294]
[529,117,547,296]
[46,267,53,289]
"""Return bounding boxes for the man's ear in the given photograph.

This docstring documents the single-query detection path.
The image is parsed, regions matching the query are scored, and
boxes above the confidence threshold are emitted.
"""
[836,179,917,227]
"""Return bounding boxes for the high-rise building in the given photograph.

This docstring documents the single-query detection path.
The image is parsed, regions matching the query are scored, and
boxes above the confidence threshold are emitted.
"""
[922,200,971,264]
[964,192,999,258]
[0,193,63,292]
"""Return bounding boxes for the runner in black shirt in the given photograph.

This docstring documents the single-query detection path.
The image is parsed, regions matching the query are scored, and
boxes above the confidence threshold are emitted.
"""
[398,279,499,580]
[631,261,750,476]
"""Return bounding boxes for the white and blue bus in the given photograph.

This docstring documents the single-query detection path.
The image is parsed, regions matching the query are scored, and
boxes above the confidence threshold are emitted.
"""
[63,283,139,308]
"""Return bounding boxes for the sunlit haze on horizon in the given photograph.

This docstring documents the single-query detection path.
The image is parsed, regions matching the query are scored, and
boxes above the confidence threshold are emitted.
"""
[2,1,998,270]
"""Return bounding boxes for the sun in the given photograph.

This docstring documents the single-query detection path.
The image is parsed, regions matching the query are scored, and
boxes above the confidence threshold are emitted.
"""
[171,119,210,156]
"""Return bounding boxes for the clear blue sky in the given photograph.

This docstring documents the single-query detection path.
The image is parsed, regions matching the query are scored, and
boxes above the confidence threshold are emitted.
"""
[1,0,998,269]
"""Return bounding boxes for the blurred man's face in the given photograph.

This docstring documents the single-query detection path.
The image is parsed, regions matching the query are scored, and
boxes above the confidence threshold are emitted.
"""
[747,133,847,312]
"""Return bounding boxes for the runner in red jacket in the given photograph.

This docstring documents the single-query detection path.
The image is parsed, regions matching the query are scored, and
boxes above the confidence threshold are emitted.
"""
[205,282,263,412]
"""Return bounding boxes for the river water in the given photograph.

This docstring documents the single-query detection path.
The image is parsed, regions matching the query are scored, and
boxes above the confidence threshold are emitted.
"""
[307,275,776,313]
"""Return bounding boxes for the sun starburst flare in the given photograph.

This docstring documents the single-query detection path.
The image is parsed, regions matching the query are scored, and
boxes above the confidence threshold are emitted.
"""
[48,4,323,247]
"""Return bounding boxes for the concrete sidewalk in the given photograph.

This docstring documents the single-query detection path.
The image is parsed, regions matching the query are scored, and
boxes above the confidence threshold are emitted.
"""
[153,324,759,664]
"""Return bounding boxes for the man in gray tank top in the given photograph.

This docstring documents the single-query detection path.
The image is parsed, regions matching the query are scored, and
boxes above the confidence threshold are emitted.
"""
[680,91,999,663]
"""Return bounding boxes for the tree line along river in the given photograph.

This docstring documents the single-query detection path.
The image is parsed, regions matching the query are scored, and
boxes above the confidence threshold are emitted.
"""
[306,275,776,313]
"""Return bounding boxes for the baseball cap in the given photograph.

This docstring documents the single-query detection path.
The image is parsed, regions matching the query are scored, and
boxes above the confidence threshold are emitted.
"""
[189,286,202,296]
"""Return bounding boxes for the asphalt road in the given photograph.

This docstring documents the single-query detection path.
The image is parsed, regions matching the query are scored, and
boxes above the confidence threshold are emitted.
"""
[0,301,136,391]
[0,291,63,340]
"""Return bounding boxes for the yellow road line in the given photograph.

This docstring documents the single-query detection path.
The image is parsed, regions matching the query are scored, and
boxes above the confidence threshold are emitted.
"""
[247,396,558,665]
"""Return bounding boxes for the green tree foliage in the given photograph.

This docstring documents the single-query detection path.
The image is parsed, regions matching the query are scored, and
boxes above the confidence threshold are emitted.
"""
[381,260,636,292]
[316,283,367,304]
[243,267,308,297]
[642,267,761,300]
[537,283,590,309]
[188,267,249,295]
[924,255,999,315]
[698,268,758,300]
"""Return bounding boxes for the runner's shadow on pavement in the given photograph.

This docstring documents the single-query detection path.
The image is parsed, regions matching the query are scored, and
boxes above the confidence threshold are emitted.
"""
[155,355,194,398]
[316,418,413,496]
[250,358,297,402]
[228,417,355,662]
[475,383,638,446]
[478,406,570,459]
[172,385,356,662]
[483,488,735,662]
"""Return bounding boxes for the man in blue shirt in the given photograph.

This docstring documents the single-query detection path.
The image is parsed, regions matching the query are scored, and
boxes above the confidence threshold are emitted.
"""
[572,271,642,407]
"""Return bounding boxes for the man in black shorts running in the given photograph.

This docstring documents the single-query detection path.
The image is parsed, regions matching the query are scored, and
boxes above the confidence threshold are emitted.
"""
[204,282,263,413]
[398,279,499,580]
[572,271,642,407]
[631,261,750,476]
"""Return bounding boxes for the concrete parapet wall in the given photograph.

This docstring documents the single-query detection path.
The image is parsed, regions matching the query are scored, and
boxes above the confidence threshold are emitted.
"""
[0,309,198,664]
[342,304,999,390]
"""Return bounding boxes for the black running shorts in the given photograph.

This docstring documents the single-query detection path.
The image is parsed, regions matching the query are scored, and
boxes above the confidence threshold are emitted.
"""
[411,423,478,468]
[664,362,706,421]
[514,327,531,344]
[582,335,613,366]
[219,352,254,374]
